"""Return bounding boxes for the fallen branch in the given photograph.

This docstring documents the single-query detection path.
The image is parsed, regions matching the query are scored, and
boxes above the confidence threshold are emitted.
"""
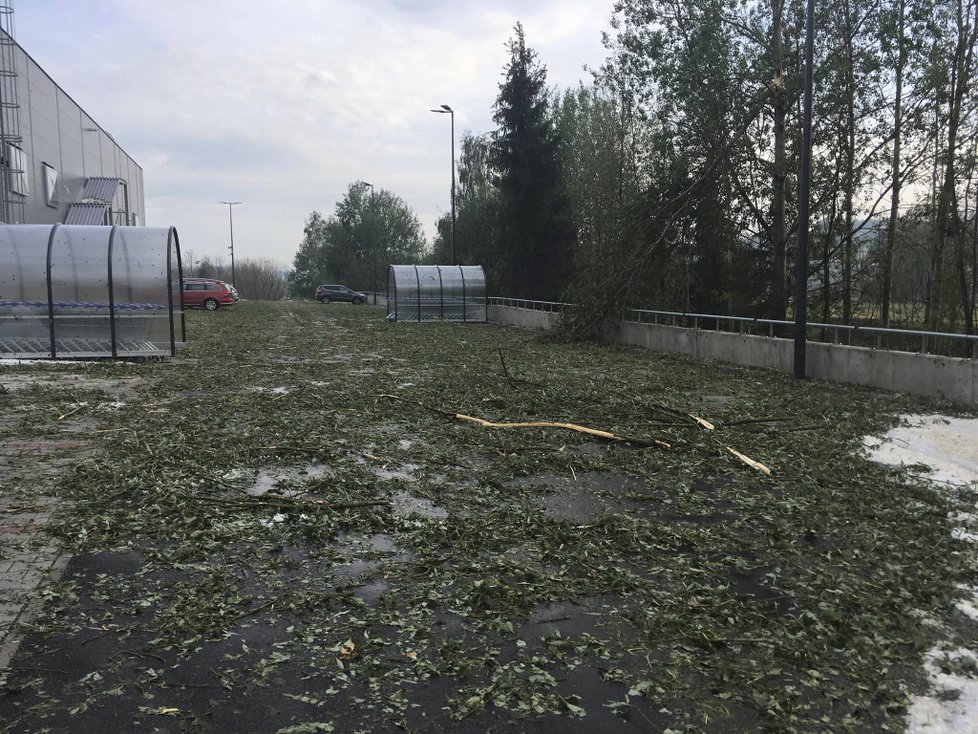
[690,415,715,431]
[497,348,546,389]
[726,447,772,475]
[453,413,670,449]
[378,393,670,449]
[620,392,714,430]
[57,404,85,421]
[498,347,517,389]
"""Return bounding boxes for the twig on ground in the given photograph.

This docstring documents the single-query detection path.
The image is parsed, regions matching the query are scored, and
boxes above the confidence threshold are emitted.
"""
[496,347,546,389]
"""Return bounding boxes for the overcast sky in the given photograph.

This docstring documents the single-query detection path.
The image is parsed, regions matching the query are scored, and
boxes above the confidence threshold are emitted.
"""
[15,0,616,269]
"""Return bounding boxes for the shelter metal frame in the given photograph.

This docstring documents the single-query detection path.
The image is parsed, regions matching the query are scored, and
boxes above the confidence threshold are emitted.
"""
[386,264,486,323]
[1,224,185,359]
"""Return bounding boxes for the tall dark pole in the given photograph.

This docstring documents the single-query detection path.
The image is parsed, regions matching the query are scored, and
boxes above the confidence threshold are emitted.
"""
[794,0,815,379]
[219,201,241,285]
[431,104,456,264]
[364,182,377,304]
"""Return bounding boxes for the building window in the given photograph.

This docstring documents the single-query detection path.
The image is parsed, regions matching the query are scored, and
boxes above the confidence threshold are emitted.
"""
[42,163,60,207]
[6,143,28,196]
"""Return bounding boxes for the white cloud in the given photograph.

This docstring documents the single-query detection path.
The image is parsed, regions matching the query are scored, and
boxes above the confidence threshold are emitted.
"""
[16,0,613,268]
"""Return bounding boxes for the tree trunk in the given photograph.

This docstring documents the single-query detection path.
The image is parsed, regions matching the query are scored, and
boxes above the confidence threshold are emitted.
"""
[770,0,788,318]
[881,0,906,328]
[842,19,856,326]
[932,0,978,332]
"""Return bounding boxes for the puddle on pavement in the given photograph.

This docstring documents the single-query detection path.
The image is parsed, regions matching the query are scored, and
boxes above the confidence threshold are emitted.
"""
[366,421,410,436]
[699,394,733,409]
[227,464,333,497]
[370,462,421,482]
[246,386,290,395]
[391,490,449,519]
[333,532,412,603]
[513,472,649,523]
[520,596,624,639]
[0,373,145,396]
[352,579,389,603]
[864,414,978,486]
[337,531,405,555]
[866,414,978,731]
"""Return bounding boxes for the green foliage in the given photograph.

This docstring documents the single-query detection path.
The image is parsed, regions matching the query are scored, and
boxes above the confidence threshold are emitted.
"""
[288,211,332,296]
[3,301,975,731]
[492,23,576,300]
[289,183,427,297]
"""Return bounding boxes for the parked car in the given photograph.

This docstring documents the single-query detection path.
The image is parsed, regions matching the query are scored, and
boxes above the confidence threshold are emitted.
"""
[183,278,238,311]
[315,284,367,304]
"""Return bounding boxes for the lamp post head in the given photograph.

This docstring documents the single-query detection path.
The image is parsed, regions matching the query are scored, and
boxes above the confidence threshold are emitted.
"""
[440,104,453,113]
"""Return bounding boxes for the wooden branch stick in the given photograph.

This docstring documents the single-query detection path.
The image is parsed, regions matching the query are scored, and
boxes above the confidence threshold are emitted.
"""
[620,392,714,430]
[57,405,85,421]
[689,414,715,430]
[726,447,772,475]
[498,347,517,388]
[496,348,546,388]
[453,413,670,449]
[378,393,669,448]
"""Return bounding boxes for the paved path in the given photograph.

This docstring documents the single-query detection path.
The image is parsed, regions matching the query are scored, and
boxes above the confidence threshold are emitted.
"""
[0,492,66,668]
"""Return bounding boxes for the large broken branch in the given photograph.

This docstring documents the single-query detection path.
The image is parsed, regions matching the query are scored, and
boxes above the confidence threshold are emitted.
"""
[453,413,671,449]
[377,394,669,449]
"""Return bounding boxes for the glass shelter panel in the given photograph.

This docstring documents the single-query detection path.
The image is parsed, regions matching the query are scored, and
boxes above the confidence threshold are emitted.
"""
[388,265,419,322]
[0,224,182,359]
[112,227,172,352]
[438,266,464,321]
[386,265,487,323]
[0,225,56,350]
[49,226,114,357]
[418,267,442,322]
[460,266,486,322]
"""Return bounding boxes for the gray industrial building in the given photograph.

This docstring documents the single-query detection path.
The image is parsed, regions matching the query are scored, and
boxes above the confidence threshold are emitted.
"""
[0,12,144,227]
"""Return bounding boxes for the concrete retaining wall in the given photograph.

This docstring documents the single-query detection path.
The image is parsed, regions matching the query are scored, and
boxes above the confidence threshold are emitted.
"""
[488,305,978,405]
[487,304,559,331]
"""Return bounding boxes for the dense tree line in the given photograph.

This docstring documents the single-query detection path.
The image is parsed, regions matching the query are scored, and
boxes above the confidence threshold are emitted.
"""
[289,182,426,298]
[187,256,289,301]
[435,5,978,342]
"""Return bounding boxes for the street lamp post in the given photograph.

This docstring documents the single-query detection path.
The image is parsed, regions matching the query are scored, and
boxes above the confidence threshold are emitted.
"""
[430,104,455,265]
[219,201,241,286]
[363,181,377,305]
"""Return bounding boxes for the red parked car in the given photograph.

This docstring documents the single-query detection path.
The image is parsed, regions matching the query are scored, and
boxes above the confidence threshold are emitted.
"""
[182,278,239,311]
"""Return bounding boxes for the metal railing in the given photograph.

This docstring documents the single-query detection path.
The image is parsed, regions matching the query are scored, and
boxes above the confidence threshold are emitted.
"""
[486,297,978,359]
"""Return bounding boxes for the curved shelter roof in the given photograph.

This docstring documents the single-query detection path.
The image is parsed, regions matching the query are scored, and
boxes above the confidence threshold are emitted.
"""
[0,224,184,359]
[386,265,487,323]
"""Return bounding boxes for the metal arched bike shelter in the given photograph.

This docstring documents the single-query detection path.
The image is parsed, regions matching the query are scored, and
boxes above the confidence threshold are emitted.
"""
[0,224,185,359]
[386,265,487,323]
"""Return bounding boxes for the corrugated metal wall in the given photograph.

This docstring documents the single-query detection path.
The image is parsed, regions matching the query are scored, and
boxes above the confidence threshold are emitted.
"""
[6,36,145,226]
